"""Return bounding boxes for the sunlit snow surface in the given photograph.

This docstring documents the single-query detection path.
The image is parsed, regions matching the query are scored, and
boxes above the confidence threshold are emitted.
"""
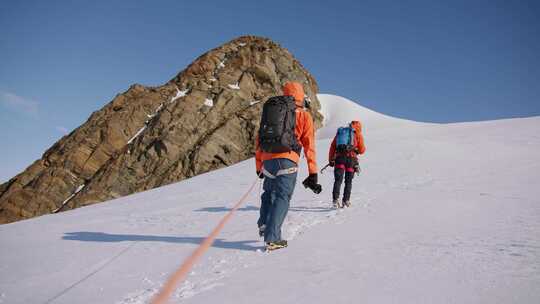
[1,94,539,304]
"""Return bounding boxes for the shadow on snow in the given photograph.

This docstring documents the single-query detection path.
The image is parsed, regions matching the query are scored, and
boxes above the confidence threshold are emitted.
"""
[194,205,332,213]
[194,205,260,212]
[62,232,261,251]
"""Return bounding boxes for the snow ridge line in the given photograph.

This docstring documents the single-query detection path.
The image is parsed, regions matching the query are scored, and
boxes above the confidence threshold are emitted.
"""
[151,178,259,304]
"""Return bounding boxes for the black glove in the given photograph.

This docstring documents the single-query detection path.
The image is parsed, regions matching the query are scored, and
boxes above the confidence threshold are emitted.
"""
[329,160,335,167]
[306,173,317,184]
[256,171,264,179]
[302,174,322,194]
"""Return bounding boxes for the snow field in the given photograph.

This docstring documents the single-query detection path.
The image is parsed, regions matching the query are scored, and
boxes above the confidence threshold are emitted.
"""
[1,94,539,304]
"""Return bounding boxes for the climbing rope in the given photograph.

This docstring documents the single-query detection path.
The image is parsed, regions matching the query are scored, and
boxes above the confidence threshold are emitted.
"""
[151,177,258,304]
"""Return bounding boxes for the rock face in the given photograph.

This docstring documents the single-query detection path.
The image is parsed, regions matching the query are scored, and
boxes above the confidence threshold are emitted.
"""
[0,36,323,224]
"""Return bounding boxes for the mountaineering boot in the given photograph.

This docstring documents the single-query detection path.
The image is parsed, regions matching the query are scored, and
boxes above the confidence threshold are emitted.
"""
[343,200,351,208]
[266,240,288,251]
[258,224,266,237]
[333,199,342,208]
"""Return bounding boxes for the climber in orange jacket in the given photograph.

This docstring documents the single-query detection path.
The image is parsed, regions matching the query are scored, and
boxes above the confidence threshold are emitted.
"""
[255,81,320,251]
[328,120,365,208]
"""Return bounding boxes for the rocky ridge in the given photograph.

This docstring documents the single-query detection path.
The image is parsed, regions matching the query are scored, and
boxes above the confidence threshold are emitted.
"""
[0,36,322,224]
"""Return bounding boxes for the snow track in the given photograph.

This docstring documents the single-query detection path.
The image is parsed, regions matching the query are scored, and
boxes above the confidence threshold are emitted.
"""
[116,188,366,304]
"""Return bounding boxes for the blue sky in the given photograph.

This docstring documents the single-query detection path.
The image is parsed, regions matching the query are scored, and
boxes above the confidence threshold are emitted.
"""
[1,0,539,181]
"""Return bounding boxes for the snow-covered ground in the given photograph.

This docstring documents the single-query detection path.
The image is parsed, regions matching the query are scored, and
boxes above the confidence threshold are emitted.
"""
[1,94,539,304]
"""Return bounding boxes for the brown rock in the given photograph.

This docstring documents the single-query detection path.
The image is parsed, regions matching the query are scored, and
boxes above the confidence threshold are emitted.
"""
[0,36,323,224]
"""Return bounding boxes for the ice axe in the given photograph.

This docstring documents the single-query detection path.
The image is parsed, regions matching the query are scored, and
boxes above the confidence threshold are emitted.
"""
[320,163,331,174]
[354,164,362,176]
[320,162,361,176]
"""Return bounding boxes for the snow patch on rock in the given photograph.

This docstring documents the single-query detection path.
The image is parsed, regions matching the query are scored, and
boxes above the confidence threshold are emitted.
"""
[171,88,188,104]
[54,184,85,213]
[127,126,147,144]
[228,83,240,90]
[204,98,214,107]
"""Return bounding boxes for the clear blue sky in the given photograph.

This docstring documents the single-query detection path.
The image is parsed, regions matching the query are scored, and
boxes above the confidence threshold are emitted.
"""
[1,0,539,181]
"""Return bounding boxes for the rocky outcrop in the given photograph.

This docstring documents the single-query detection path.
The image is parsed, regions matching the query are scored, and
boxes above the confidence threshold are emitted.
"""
[0,36,323,224]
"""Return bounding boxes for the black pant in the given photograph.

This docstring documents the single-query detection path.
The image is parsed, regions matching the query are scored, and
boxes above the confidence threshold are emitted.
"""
[332,156,357,201]
[333,169,354,201]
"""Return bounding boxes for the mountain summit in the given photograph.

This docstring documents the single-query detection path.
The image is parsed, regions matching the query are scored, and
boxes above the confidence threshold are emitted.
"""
[0,36,323,224]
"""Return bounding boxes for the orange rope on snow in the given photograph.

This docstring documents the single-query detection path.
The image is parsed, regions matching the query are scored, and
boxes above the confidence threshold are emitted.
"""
[151,178,259,304]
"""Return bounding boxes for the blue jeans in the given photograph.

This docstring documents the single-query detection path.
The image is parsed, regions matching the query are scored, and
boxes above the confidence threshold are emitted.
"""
[257,158,298,243]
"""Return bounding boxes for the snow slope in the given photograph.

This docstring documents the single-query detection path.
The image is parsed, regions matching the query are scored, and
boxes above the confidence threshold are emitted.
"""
[1,95,539,304]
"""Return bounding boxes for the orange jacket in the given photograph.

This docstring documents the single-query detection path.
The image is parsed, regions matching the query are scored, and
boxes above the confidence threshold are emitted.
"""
[328,121,365,162]
[255,82,318,174]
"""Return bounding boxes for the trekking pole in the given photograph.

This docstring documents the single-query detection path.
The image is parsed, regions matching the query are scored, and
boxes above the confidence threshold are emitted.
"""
[320,163,330,174]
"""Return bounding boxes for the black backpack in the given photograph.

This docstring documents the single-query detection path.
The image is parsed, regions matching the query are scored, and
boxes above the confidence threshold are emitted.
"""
[258,96,301,154]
